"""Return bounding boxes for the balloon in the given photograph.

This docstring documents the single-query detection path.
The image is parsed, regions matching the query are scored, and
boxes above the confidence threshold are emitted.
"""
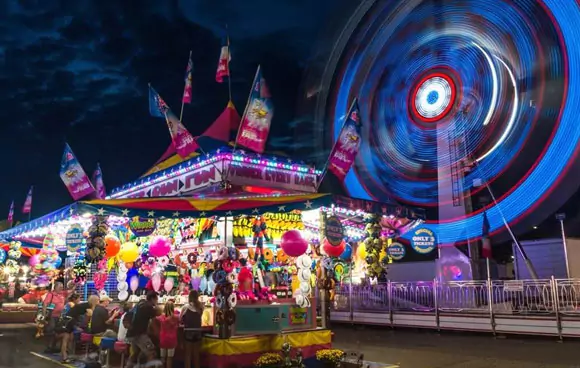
[164,278,174,293]
[280,230,308,257]
[105,235,121,258]
[29,254,40,267]
[129,276,139,293]
[149,236,171,258]
[119,242,139,263]
[356,243,367,260]
[118,290,129,301]
[191,277,201,291]
[152,273,162,292]
[322,238,346,258]
[340,243,353,260]
[54,256,63,268]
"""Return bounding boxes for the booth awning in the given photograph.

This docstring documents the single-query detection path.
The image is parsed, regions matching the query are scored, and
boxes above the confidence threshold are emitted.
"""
[0,194,425,240]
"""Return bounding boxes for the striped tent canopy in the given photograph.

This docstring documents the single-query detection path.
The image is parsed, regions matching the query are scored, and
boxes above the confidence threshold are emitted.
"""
[0,193,425,240]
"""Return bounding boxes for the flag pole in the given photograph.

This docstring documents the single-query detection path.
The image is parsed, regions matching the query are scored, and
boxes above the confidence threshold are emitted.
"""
[471,161,538,279]
[226,25,232,103]
[226,65,261,182]
[316,98,357,191]
[179,50,192,123]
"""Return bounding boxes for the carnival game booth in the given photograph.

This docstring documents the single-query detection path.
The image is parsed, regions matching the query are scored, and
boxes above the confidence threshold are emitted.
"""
[0,192,423,367]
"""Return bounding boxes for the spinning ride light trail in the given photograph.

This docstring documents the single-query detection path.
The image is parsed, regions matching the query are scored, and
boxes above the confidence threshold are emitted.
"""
[317,0,580,244]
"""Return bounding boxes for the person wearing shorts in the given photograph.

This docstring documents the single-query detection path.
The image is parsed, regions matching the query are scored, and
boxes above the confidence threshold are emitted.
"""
[126,291,162,368]
[57,295,98,363]
[157,302,178,368]
[180,290,204,368]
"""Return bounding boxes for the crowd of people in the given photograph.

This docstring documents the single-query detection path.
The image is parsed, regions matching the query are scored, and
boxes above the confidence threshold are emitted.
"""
[39,284,205,368]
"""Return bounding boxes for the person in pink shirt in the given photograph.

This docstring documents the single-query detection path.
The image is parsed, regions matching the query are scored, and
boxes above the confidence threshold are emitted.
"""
[157,302,179,368]
[43,281,73,353]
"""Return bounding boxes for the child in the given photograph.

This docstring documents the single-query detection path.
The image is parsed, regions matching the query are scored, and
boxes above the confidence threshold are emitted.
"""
[157,302,179,368]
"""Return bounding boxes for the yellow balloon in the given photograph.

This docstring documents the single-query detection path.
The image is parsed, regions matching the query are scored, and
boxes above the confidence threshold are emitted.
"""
[119,242,139,263]
[356,243,367,260]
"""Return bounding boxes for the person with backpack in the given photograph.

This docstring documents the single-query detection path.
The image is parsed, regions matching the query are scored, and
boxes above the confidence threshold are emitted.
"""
[117,302,132,342]
[125,291,162,368]
[180,290,204,368]
[57,295,99,363]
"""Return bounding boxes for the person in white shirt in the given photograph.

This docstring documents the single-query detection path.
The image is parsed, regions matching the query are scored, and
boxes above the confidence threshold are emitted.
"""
[117,302,132,342]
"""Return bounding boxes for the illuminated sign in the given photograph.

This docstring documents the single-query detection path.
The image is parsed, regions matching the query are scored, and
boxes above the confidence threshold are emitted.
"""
[65,224,84,253]
[324,215,344,246]
[129,217,157,237]
[387,242,406,261]
[123,165,220,198]
[228,163,317,193]
[410,228,437,254]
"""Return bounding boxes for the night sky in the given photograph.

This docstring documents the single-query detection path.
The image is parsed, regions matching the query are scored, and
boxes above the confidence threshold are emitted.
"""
[0,0,340,219]
[0,0,578,246]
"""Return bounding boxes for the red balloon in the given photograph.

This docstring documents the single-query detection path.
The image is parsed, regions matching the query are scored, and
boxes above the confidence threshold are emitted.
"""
[322,238,346,257]
[280,230,308,257]
[105,235,121,258]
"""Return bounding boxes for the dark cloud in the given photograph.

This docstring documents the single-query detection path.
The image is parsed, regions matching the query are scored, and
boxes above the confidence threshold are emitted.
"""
[0,0,341,218]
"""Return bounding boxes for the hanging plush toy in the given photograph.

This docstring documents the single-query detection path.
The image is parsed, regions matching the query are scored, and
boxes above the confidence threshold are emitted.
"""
[252,217,270,261]
[86,216,109,264]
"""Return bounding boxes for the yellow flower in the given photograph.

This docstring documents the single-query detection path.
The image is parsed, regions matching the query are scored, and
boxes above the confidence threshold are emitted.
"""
[316,349,345,365]
[255,352,283,367]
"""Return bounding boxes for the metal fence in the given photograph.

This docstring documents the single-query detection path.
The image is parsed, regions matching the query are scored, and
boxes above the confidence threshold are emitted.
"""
[333,277,580,316]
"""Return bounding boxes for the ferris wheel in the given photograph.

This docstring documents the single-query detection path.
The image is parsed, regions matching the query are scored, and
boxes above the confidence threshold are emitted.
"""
[305,0,580,244]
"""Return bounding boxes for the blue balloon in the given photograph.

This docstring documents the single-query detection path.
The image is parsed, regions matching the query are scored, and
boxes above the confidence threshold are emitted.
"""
[53,256,62,268]
[340,244,353,260]
[0,249,6,264]
[138,275,149,288]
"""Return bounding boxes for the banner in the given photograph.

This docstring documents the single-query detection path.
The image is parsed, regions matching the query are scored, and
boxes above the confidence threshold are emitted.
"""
[7,201,13,228]
[65,224,84,253]
[183,52,193,104]
[149,85,199,158]
[327,99,362,181]
[129,217,157,237]
[59,143,96,200]
[236,66,274,153]
[216,38,230,83]
[22,186,33,214]
[92,163,106,199]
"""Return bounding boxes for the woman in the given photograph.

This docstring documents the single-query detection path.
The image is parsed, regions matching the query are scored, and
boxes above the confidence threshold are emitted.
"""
[58,295,99,363]
[180,291,203,368]
[157,302,179,368]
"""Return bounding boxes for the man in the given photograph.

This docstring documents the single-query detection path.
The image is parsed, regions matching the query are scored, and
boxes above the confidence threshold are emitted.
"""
[126,291,162,368]
[90,294,119,338]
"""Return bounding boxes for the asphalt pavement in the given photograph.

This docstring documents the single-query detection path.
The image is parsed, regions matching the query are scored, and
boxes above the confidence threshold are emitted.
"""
[7,323,580,368]
[332,324,580,367]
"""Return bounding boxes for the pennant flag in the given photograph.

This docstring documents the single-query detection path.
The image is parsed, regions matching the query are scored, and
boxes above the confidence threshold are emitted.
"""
[92,163,107,200]
[216,38,231,83]
[22,186,33,214]
[236,66,274,153]
[7,201,14,228]
[59,143,96,201]
[326,99,363,181]
[182,52,193,104]
[149,85,199,158]
[481,211,492,259]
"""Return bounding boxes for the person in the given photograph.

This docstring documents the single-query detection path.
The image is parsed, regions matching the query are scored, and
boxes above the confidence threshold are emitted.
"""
[157,302,179,368]
[43,282,73,353]
[117,302,132,342]
[126,291,162,368]
[57,295,99,363]
[90,294,119,337]
[180,290,204,368]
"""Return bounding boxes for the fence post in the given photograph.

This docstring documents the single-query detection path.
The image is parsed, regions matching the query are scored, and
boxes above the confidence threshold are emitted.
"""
[487,279,496,336]
[348,264,354,324]
[433,278,440,332]
[388,280,394,328]
[551,276,563,341]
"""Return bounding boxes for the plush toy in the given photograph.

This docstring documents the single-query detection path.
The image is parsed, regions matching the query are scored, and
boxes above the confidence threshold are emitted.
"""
[252,217,269,261]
